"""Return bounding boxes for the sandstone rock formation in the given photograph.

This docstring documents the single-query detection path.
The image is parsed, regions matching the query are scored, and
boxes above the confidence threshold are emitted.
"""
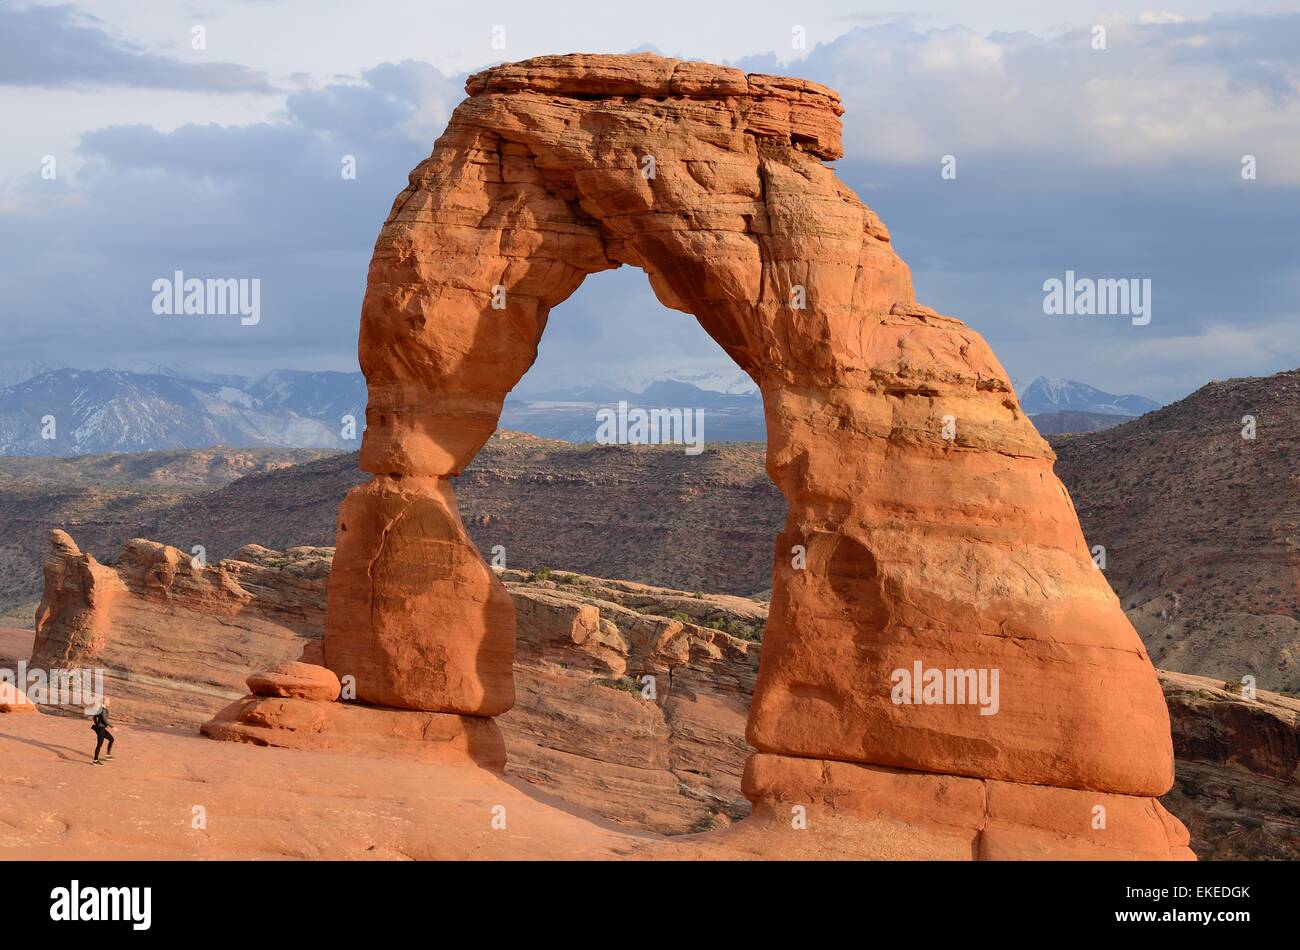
[1053,368,1300,694]
[201,690,507,771]
[326,52,1186,857]
[204,653,505,769]
[32,529,124,667]
[500,569,761,832]
[1159,670,1299,859]
[21,533,1288,856]
[247,661,341,701]
[30,532,329,727]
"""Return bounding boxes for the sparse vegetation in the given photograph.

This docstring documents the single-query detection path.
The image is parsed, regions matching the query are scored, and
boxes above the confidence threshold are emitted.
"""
[690,811,724,834]
[594,675,643,695]
[704,616,763,641]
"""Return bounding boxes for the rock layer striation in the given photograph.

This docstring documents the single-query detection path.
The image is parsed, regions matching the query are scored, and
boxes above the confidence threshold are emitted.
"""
[324,52,1186,856]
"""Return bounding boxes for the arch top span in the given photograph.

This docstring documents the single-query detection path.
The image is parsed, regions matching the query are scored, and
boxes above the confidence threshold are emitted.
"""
[323,52,1190,857]
[356,52,914,481]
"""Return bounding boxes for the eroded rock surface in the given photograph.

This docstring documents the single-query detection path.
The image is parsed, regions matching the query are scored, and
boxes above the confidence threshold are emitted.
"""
[247,661,341,701]
[30,532,328,728]
[326,52,1180,853]
[18,535,1292,856]
[202,691,507,771]
[1159,670,1300,859]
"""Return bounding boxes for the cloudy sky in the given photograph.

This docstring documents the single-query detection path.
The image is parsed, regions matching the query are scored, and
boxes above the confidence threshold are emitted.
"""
[2,0,1298,402]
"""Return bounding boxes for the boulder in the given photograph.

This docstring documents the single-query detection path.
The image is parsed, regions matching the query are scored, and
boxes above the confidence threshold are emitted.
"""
[201,695,506,771]
[247,662,341,701]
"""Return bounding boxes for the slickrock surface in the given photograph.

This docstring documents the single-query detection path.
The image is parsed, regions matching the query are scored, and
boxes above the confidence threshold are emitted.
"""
[0,711,654,861]
[0,711,1008,861]
[30,531,329,728]
[20,532,764,835]
[328,51,1179,850]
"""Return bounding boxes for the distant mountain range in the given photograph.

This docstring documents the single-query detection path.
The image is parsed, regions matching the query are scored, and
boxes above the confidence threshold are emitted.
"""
[503,374,1164,442]
[502,379,766,442]
[0,363,1162,455]
[0,368,365,456]
[1014,376,1161,417]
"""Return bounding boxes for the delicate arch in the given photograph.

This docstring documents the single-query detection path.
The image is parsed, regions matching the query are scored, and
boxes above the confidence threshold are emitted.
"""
[324,54,1176,811]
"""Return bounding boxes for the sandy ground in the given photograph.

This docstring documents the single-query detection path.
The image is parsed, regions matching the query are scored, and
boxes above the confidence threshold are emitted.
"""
[0,627,33,664]
[0,622,958,861]
[0,711,955,861]
[0,710,670,860]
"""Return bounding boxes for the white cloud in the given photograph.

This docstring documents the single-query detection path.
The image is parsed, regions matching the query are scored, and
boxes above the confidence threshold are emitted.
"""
[780,13,1300,181]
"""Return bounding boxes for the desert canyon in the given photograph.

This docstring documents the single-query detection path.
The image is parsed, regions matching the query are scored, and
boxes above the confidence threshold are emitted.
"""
[4,53,1295,861]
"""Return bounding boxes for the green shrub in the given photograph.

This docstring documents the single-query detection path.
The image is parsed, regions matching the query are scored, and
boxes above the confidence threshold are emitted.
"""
[595,675,643,695]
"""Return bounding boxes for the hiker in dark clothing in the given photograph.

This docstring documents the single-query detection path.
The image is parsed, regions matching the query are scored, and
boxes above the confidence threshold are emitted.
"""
[91,699,114,765]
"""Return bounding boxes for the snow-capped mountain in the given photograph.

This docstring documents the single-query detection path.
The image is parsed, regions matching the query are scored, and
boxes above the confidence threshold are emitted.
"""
[635,369,758,395]
[502,377,766,441]
[0,360,69,390]
[0,365,771,456]
[1013,376,1161,417]
[0,369,366,456]
[0,366,1161,455]
[517,368,759,400]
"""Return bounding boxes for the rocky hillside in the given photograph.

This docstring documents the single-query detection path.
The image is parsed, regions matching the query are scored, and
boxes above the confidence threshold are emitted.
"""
[1054,370,1300,694]
[0,446,332,486]
[0,447,335,615]
[3,367,1295,692]
[1160,670,1300,860]
[0,432,783,613]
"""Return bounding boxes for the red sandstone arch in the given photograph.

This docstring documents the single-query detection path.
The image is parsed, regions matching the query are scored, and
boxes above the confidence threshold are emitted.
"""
[322,53,1190,856]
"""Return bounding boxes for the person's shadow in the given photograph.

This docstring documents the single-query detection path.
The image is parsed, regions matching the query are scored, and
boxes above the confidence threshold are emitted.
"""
[0,728,85,762]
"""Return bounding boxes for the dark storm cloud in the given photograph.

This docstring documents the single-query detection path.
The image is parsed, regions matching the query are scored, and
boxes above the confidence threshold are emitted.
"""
[0,3,274,92]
